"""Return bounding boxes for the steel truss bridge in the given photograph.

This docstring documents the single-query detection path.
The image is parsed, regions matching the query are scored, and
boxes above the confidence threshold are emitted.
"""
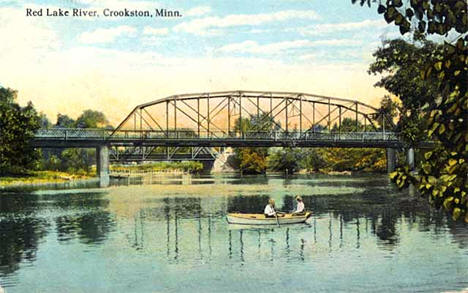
[32,90,410,163]
[34,128,403,161]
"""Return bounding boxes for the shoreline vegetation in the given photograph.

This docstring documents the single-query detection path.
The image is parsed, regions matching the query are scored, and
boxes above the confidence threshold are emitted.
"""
[0,161,203,187]
[0,170,93,187]
[0,165,363,188]
[110,161,204,174]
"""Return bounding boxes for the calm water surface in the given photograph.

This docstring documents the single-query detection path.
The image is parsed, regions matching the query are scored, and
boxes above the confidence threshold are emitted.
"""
[0,174,467,292]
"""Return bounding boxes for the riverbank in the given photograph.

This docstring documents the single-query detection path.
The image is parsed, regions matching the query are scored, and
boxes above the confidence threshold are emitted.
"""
[0,170,93,187]
[0,167,381,190]
[110,161,204,173]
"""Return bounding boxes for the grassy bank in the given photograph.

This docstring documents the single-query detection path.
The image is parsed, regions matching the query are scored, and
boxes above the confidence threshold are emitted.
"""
[110,161,204,174]
[0,170,93,187]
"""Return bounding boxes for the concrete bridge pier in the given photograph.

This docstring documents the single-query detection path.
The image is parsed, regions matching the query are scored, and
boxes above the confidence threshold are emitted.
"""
[97,145,110,187]
[386,148,396,173]
[407,147,415,171]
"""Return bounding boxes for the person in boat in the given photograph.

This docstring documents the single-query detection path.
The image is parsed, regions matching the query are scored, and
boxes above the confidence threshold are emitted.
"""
[264,198,283,217]
[293,196,305,215]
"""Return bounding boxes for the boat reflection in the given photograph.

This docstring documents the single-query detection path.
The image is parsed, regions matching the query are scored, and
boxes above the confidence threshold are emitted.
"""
[226,222,310,231]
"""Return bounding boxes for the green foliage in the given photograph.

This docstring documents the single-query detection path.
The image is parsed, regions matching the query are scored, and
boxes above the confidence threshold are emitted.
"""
[75,109,110,128]
[39,112,52,129]
[319,148,386,172]
[369,37,440,143]
[38,109,111,174]
[236,147,268,174]
[233,114,387,174]
[110,161,203,173]
[38,148,95,175]
[61,149,95,174]
[0,87,41,175]
[267,148,303,172]
[268,146,386,173]
[356,0,468,222]
[0,170,91,186]
[56,113,75,128]
[300,149,327,172]
[332,117,371,132]
[232,114,274,174]
[376,95,398,129]
[55,110,110,129]
[369,37,442,110]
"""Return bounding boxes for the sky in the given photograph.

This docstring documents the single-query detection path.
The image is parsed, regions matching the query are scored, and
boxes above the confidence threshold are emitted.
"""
[0,0,402,125]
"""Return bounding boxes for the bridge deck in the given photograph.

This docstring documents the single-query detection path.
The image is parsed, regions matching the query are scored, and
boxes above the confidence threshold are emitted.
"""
[30,128,432,149]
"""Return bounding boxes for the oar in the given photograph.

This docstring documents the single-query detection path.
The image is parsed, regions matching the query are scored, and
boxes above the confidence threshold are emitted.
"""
[275,212,280,227]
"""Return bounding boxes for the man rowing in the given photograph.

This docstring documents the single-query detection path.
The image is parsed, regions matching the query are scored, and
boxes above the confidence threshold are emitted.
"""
[264,198,277,217]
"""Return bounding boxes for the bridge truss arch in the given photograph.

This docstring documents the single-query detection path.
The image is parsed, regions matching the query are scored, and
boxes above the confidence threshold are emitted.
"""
[108,90,395,162]
[112,90,392,137]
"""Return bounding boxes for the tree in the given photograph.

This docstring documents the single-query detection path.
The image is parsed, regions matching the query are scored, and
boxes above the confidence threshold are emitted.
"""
[300,149,327,172]
[375,95,398,130]
[75,109,109,128]
[39,110,112,174]
[355,0,467,222]
[56,114,75,128]
[267,148,303,173]
[328,113,388,172]
[369,37,440,143]
[232,114,275,174]
[0,87,40,174]
[319,147,386,172]
[58,110,110,173]
[39,113,52,129]
[332,117,367,132]
[236,148,268,174]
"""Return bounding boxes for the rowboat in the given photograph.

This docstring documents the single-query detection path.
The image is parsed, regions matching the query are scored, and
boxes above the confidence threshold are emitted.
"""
[226,212,311,225]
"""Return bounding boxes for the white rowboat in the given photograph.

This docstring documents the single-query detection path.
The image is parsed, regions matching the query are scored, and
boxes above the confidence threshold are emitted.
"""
[226,212,311,225]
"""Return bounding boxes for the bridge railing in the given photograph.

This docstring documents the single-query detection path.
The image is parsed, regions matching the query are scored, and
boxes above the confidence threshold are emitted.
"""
[109,130,398,141]
[35,128,110,139]
[35,128,399,141]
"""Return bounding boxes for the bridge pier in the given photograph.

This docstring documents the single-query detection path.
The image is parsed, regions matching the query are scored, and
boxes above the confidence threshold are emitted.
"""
[407,147,415,171]
[97,145,110,187]
[386,148,396,173]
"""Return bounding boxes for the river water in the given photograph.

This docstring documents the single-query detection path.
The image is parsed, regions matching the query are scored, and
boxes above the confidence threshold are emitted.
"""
[0,174,467,292]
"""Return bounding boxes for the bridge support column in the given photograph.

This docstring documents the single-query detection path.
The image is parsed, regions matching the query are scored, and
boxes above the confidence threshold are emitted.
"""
[97,145,110,187]
[386,148,396,173]
[407,147,415,171]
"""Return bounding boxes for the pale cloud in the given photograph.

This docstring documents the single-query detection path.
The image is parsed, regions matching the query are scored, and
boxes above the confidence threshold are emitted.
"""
[185,6,211,17]
[312,49,369,62]
[298,53,315,61]
[174,10,321,35]
[248,28,271,34]
[0,7,60,62]
[0,43,387,125]
[143,26,169,36]
[298,19,387,35]
[312,39,362,46]
[217,40,310,54]
[78,25,136,44]
[217,39,361,54]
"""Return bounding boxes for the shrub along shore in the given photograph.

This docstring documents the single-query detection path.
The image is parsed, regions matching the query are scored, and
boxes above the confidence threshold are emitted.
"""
[0,162,205,187]
[0,170,92,187]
